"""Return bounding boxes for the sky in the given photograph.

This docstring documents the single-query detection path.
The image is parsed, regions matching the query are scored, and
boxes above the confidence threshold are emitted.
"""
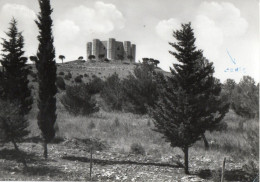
[0,0,259,83]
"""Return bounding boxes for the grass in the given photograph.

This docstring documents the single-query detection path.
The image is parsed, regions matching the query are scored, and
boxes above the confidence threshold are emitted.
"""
[27,96,259,160]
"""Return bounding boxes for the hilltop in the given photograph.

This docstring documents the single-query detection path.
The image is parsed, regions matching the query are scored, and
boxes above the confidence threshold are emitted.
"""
[28,60,170,82]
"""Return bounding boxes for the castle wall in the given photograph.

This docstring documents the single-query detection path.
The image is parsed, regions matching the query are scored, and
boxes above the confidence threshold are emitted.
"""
[87,42,92,59]
[99,41,107,58]
[131,44,136,62]
[92,39,100,59]
[124,41,131,58]
[107,38,116,60]
[115,41,124,60]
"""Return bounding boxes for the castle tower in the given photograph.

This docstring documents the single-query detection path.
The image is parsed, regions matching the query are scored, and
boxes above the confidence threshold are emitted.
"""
[86,42,92,59]
[124,41,131,60]
[92,39,100,59]
[131,44,136,62]
[107,38,116,60]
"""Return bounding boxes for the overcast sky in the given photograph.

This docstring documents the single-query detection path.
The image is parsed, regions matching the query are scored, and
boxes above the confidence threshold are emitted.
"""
[0,0,259,83]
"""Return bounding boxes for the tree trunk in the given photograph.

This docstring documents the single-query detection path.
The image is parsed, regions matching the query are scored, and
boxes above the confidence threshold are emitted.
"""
[43,140,48,159]
[201,133,209,150]
[183,147,189,174]
[11,140,28,169]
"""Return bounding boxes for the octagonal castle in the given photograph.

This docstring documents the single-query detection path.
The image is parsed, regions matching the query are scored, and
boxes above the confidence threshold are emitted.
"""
[87,38,136,62]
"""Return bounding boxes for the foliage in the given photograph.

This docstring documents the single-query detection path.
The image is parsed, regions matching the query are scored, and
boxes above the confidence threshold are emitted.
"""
[232,76,259,118]
[64,72,72,80]
[142,58,159,67]
[0,99,29,168]
[0,18,33,116]
[150,23,229,174]
[74,75,82,83]
[59,55,65,63]
[88,120,96,130]
[35,0,57,158]
[88,55,95,60]
[61,84,99,116]
[130,143,145,155]
[87,76,104,95]
[0,100,29,144]
[59,71,64,75]
[56,76,66,90]
[114,117,120,127]
[104,58,110,62]
[101,72,124,111]
[123,61,158,114]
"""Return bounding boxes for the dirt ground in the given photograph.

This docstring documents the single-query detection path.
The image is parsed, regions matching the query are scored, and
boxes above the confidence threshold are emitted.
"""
[0,137,252,182]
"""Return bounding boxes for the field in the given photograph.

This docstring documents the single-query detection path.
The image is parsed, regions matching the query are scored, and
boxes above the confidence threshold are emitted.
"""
[0,61,258,181]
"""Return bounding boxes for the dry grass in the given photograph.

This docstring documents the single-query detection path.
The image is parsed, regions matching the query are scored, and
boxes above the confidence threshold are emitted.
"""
[27,102,259,166]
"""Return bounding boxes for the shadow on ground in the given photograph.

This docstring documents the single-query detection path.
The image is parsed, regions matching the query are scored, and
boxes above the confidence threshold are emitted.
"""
[2,164,66,177]
[62,155,182,168]
[23,136,65,144]
[0,148,39,163]
[197,168,257,182]
[23,165,66,177]
[0,148,67,179]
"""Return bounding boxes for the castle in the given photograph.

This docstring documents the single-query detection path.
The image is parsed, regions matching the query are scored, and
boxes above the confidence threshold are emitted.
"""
[87,38,136,62]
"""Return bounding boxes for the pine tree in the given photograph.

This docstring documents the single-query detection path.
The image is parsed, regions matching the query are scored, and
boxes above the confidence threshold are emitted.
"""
[0,18,32,168]
[0,18,32,115]
[35,0,57,159]
[150,23,229,174]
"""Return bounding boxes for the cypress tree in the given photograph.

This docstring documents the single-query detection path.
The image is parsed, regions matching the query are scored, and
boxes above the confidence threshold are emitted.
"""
[35,0,57,159]
[150,23,229,174]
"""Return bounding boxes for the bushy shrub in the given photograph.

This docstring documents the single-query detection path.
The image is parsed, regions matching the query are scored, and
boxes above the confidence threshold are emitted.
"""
[87,76,104,95]
[88,120,96,130]
[122,62,158,114]
[241,125,259,180]
[147,120,151,127]
[242,160,259,181]
[130,143,145,155]
[64,72,72,80]
[74,75,82,83]
[0,100,29,144]
[61,84,99,116]
[232,76,259,118]
[101,73,124,110]
[84,74,88,77]
[59,71,64,75]
[56,76,66,90]
[112,117,120,127]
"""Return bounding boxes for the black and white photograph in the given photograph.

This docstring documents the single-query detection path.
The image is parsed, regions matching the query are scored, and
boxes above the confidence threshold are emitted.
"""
[0,0,259,181]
